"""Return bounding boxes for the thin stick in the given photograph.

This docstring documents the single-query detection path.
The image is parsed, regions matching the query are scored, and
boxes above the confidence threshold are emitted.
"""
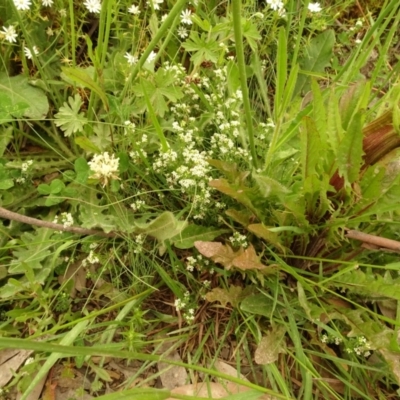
[345,229,400,252]
[0,207,117,238]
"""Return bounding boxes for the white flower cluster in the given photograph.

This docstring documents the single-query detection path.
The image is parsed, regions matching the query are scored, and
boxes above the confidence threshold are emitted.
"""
[186,254,209,272]
[88,152,120,186]
[207,67,249,161]
[229,232,249,248]
[345,336,372,358]
[60,212,74,228]
[82,250,100,267]
[174,291,196,322]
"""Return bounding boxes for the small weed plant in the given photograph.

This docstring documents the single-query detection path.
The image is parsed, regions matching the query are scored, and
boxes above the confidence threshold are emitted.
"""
[1,0,400,398]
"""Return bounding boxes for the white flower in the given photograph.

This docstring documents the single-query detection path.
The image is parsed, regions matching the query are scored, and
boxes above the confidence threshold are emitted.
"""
[84,0,101,13]
[124,52,137,65]
[161,13,168,22]
[180,9,192,25]
[88,152,120,186]
[148,0,163,10]
[308,2,321,12]
[42,0,54,6]
[128,4,140,15]
[13,0,31,11]
[24,45,39,59]
[59,8,67,17]
[177,26,188,39]
[145,50,156,63]
[265,0,284,11]
[1,25,18,43]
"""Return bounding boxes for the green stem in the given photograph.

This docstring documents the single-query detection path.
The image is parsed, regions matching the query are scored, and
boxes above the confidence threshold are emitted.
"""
[68,0,76,66]
[231,0,257,169]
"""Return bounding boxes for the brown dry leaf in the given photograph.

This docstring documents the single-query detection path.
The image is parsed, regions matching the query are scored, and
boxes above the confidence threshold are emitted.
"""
[168,382,271,399]
[254,326,286,365]
[380,349,400,384]
[156,340,188,390]
[58,261,87,298]
[232,245,266,271]
[0,349,34,387]
[205,286,243,307]
[195,241,241,270]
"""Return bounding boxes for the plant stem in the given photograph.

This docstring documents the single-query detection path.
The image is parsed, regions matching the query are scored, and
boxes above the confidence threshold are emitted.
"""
[231,0,257,169]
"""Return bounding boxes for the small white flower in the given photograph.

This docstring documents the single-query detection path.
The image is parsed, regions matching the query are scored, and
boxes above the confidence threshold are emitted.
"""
[177,26,188,39]
[265,0,284,11]
[60,212,74,228]
[308,2,322,12]
[1,25,18,43]
[13,0,31,11]
[180,9,192,25]
[128,4,140,15]
[145,50,156,63]
[24,357,34,365]
[59,8,67,17]
[24,45,39,59]
[148,0,163,10]
[84,0,101,13]
[42,0,54,6]
[124,52,137,65]
[161,13,168,22]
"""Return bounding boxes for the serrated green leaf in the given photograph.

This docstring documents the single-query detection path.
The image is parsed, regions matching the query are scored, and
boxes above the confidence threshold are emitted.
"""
[171,225,229,249]
[337,110,365,186]
[9,228,54,273]
[300,116,322,180]
[54,95,88,137]
[253,173,290,199]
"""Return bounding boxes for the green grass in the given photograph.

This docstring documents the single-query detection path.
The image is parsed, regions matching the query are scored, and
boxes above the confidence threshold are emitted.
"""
[1,0,400,398]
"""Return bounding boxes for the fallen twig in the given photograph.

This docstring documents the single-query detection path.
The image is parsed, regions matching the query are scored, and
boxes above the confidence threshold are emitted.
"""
[345,229,400,252]
[0,206,117,238]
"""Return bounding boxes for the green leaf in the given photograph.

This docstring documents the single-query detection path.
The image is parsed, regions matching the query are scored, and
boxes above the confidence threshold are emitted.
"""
[74,157,90,184]
[171,225,229,249]
[300,116,322,181]
[0,126,13,155]
[242,18,261,52]
[337,110,365,186]
[54,95,88,137]
[339,80,371,131]
[135,212,187,245]
[9,228,54,273]
[240,293,276,318]
[75,136,101,153]
[253,173,290,199]
[79,189,117,233]
[0,73,49,120]
[294,30,335,97]
[182,31,220,67]
[209,179,259,216]
[62,67,109,111]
